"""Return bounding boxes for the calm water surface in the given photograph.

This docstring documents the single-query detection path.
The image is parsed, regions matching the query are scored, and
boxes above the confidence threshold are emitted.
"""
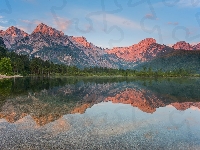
[0,77,200,150]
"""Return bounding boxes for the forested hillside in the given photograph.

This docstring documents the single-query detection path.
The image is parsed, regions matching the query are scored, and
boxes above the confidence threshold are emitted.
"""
[135,50,200,74]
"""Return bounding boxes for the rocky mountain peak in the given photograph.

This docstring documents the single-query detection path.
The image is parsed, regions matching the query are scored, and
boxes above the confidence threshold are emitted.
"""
[0,26,28,37]
[193,43,200,50]
[138,38,156,46]
[0,26,29,48]
[70,36,91,48]
[171,102,200,111]
[32,23,64,37]
[172,41,193,50]
[106,38,169,62]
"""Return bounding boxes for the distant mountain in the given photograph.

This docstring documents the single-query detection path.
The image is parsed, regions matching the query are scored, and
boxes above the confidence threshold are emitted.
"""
[0,23,135,68]
[172,41,200,50]
[192,43,200,50]
[0,26,28,49]
[106,38,174,62]
[172,41,193,50]
[0,23,200,69]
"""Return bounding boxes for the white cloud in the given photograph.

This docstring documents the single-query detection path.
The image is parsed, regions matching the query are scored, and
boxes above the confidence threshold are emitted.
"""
[53,17,71,32]
[0,20,8,24]
[178,0,200,7]
[145,13,154,19]
[163,0,200,7]
[20,19,42,25]
[91,14,142,31]
[22,0,36,3]
[0,16,8,24]
[17,26,27,32]
[18,19,43,33]
[0,26,6,30]
[167,22,179,26]
[20,19,31,24]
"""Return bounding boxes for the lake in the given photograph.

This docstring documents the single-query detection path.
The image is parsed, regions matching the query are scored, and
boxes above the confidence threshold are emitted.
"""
[0,77,200,150]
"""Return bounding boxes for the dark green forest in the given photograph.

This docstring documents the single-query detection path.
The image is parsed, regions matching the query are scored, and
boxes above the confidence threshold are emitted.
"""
[136,50,200,74]
[0,45,199,77]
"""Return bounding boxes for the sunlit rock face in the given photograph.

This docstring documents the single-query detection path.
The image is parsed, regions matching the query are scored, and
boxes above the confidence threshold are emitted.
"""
[32,114,62,127]
[0,24,71,54]
[0,26,28,48]
[0,112,27,123]
[70,37,91,48]
[67,36,120,68]
[172,41,193,50]
[171,102,200,111]
[71,103,92,114]
[1,23,200,70]
[32,23,64,37]
[106,38,173,62]
[192,43,200,50]
[13,23,71,55]
[0,94,71,126]
[0,23,132,68]
[105,90,200,113]
[4,26,28,37]
[105,88,165,113]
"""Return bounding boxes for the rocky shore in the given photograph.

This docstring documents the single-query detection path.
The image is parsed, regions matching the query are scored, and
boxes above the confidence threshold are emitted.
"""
[0,74,23,79]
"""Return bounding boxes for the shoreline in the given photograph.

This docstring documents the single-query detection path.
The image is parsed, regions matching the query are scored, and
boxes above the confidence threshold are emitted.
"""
[1,74,199,79]
[28,75,200,79]
[0,74,23,80]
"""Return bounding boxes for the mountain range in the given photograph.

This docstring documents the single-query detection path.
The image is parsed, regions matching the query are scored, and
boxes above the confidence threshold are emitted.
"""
[0,23,200,71]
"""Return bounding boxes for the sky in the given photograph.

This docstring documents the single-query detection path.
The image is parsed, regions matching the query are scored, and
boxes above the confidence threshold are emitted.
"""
[0,0,200,48]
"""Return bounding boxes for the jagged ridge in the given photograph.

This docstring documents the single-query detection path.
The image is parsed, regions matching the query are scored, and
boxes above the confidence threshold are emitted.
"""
[0,23,200,69]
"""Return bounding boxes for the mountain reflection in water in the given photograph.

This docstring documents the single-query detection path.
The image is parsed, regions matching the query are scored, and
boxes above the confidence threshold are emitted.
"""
[0,77,200,149]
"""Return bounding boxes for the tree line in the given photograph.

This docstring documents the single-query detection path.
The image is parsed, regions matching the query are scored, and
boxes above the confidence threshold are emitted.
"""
[0,46,195,77]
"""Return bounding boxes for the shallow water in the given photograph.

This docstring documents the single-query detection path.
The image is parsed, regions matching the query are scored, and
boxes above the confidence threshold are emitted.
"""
[0,77,200,150]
